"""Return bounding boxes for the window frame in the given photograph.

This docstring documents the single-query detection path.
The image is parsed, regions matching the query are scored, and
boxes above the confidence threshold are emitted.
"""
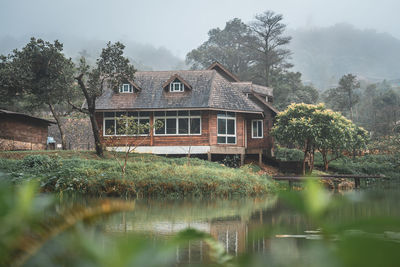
[169,82,184,92]
[251,119,264,139]
[119,83,133,93]
[217,112,237,144]
[103,111,150,137]
[153,110,202,136]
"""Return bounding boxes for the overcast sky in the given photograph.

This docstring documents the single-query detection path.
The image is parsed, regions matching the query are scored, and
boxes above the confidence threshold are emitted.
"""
[1,0,399,57]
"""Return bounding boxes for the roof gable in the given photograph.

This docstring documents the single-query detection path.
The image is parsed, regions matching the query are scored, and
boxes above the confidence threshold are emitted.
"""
[207,62,240,82]
[162,74,192,91]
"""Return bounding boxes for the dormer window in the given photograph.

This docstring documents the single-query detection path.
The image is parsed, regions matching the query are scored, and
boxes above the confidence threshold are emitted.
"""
[119,83,133,93]
[169,80,184,92]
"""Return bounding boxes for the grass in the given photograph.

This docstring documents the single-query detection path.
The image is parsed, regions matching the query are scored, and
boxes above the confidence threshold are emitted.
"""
[0,151,276,197]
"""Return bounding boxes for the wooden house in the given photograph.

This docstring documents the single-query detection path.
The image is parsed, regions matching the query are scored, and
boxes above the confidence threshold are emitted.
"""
[0,109,55,150]
[94,62,278,164]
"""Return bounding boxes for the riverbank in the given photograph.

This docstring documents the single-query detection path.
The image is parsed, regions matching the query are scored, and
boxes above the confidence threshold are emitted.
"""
[0,151,276,197]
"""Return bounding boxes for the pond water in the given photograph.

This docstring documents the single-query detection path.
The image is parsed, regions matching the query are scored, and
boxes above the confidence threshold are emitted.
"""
[66,185,400,266]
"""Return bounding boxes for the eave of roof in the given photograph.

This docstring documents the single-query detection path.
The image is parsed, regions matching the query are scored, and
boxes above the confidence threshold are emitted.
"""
[0,109,56,124]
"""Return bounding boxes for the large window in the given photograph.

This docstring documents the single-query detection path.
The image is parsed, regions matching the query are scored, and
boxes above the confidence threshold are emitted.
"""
[252,120,263,138]
[154,110,201,135]
[119,83,133,93]
[217,112,236,144]
[104,111,150,136]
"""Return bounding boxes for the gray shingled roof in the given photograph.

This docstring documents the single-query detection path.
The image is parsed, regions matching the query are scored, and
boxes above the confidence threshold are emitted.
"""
[95,69,273,114]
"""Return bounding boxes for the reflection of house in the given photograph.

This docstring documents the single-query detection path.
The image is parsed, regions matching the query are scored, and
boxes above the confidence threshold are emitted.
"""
[94,62,277,163]
[0,109,54,150]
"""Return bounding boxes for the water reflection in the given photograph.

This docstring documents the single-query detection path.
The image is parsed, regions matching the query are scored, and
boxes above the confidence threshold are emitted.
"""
[78,190,400,265]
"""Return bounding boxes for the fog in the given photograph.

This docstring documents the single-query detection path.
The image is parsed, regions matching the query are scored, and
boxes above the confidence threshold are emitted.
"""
[1,0,399,57]
[1,0,400,85]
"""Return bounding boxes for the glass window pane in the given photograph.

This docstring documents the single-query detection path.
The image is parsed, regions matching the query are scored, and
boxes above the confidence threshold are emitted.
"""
[166,111,177,116]
[190,118,201,134]
[127,112,138,117]
[258,121,263,137]
[178,110,189,116]
[116,119,126,135]
[227,137,236,144]
[218,118,226,134]
[155,119,165,134]
[226,112,235,117]
[253,121,257,137]
[105,119,115,135]
[139,111,150,117]
[139,119,150,134]
[217,111,226,116]
[227,119,235,135]
[190,110,201,116]
[154,111,165,116]
[178,118,189,134]
[116,112,126,117]
[217,136,226,144]
[166,118,177,134]
[104,112,115,118]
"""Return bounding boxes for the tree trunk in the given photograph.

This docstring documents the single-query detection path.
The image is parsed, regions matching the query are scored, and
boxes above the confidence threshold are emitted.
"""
[322,151,329,171]
[302,140,308,176]
[309,148,315,174]
[76,74,104,157]
[48,103,67,150]
[88,110,103,156]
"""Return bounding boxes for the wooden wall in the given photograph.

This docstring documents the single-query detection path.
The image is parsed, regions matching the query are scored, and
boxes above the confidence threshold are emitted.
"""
[96,109,275,152]
[0,115,49,150]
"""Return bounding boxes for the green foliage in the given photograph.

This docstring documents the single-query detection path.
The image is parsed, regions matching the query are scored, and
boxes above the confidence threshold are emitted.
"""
[271,103,369,171]
[318,154,400,179]
[0,152,276,197]
[220,155,241,168]
[274,147,304,161]
[0,38,76,110]
[186,10,293,87]
[21,154,61,171]
[270,70,319,110]
[324,73,360,120]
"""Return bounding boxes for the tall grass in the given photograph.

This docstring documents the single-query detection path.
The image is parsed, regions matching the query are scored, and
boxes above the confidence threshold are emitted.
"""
[0,152,276,197]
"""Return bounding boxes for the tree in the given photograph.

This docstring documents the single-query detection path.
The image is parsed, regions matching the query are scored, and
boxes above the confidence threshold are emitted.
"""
[247,10,292,86]
[270,69,319,110]
[0,38,76,149]
[271,103,368,174]
[324,74,360,120]
[186,18,252,80]
[73,42,136,157]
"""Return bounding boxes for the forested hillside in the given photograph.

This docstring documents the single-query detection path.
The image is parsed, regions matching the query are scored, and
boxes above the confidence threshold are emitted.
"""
[289,23,400,89]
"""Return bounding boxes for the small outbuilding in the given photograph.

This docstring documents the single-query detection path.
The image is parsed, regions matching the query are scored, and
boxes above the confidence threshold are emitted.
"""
[0,109,55,151]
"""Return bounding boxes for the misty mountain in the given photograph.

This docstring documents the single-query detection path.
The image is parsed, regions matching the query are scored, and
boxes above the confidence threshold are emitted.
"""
[0,34,186,71]
[288,23,400,90]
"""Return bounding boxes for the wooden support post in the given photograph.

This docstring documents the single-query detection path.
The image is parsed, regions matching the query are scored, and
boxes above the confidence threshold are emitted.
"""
[207,152,212,161]
[258,151,262,166]
[240,153,245,166]
[288,180,293,190]
[354,178,361,189]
